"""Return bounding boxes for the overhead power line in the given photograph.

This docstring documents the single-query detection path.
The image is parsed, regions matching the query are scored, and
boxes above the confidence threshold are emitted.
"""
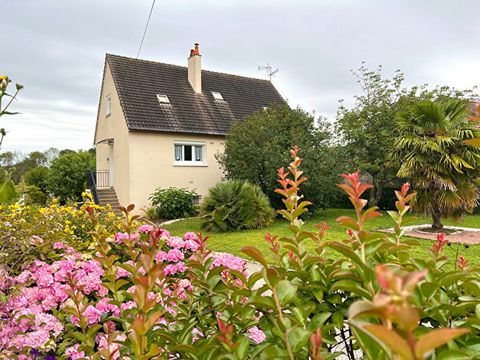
[136,0,156,58]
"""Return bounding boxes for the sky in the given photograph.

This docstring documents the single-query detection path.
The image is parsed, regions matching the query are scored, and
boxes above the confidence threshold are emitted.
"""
[2,0,480,153]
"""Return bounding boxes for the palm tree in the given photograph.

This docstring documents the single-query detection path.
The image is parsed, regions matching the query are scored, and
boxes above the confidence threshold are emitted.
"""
[389,99,480,230]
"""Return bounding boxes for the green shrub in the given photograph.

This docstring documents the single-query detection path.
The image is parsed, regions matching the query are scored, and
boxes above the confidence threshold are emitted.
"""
[149,187,197,220]
[23,166,50,193]
[201,180,274,232]
[144,206,159,221]
[0,180,17,204]
[21,184,48,205]
[48,150,95,203]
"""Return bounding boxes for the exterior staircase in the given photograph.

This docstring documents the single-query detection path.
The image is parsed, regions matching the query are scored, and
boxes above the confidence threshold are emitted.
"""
[96,187,122,216]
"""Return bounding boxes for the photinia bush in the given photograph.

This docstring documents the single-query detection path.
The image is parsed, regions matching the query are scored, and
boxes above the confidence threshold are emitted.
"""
[0,147,478,359]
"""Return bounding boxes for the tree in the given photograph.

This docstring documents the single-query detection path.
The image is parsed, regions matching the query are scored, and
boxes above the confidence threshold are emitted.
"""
[389,99,480,230]
[23,166,50,193]
[48,150,95,203]
[335,65,477,206]
[217,104,344,210]
[11,151,48,183]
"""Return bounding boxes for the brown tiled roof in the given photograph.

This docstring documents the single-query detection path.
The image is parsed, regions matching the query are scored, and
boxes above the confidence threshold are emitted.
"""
[106,54,285,136]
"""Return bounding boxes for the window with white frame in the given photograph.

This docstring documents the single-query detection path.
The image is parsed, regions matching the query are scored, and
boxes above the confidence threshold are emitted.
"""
[174,142,206,165]
[105,94,112,116]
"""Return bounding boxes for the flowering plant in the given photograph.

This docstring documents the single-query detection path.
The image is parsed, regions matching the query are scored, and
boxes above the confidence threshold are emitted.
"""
[0,199,119,275]
[0,147,478,359]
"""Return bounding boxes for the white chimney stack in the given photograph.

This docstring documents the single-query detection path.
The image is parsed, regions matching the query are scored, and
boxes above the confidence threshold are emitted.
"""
[188,43,202,93]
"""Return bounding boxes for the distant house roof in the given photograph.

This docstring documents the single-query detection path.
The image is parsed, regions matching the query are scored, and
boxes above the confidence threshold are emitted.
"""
[105,54,285,136]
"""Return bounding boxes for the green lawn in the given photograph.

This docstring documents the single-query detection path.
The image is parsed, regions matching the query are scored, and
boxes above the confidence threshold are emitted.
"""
[165,209,480,263]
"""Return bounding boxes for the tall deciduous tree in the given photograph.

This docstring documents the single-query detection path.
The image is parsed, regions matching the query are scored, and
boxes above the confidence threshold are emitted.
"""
[389,99,480,229]
[217,104,345,210]
[336,65,478,207]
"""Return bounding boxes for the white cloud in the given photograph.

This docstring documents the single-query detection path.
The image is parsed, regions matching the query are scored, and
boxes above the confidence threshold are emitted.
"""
[2,0,480,152]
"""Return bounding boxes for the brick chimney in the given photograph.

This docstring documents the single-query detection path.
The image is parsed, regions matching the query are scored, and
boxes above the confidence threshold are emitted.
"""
[188,43,201,93]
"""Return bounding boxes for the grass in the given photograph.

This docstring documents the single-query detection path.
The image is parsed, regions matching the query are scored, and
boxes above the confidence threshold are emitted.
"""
[164,209,480,264]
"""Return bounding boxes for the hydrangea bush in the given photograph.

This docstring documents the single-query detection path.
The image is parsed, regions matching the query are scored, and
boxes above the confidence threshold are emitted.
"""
[0,147,479,359]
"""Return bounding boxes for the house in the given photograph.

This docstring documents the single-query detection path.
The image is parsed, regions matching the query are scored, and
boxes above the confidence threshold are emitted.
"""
[93,44,285,213]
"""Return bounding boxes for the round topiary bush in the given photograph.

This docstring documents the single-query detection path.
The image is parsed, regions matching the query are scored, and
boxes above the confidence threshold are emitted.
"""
[149,187,197,220]
[201,180,274,232]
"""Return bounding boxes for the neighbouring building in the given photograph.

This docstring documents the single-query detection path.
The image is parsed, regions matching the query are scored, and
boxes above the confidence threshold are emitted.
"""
[93,43,284,213]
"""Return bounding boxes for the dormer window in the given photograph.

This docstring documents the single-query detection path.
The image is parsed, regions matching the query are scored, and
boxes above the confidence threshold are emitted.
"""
[105,94,112,116]
[211,91,224,101]
[157,94,171,104]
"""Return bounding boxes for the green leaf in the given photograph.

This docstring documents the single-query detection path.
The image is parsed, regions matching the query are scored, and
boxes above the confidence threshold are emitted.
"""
[234,336,250,360]
[288,327,311,353]
[324,241,371,277]
[438,349,474,360]
[307,312,331,331]
[275,280,298,305]
[330,279,372,298]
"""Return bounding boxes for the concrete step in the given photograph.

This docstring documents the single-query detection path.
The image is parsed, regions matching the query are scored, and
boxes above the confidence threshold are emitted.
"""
[95,187,122,216]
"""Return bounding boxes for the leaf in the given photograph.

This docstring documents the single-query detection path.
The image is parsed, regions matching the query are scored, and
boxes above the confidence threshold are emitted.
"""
[363,324,413,360]
[234,336,250,359]
[307,312,331,331]
[415,328,470,358]
[336,216,359,230]
[275,280,298,305]
[241,246,268,268]
[437,349,474,360]
[288,327,311,353]
[465,138,480,147]
[330,279,372,298]
[324,241,371,276]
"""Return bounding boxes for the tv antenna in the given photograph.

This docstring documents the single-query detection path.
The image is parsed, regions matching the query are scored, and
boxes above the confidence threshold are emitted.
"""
[258,63,279,81]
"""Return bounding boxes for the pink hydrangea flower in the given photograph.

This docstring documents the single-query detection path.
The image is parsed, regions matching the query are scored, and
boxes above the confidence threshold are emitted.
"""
[96,333,126,360]
[184,240,200,252]
[114,232,129,244]
[65,344,85,360]
[96,298,120,317]
[163,262,187,275]
[84,305,102,325]
[121,301,137,311]
[183,232,198,241]
[166,249,184,262]
[138,224,154,233]
[167,236,185,249]
[53,242,66,250]
[211,253,246,273]
[248,326,266,344]
[155,251,168,263]
[115,266,131,279]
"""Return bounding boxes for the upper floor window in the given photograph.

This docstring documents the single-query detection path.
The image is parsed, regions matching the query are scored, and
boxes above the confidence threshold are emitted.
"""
[174,142,206,166]
[105,94,112,116]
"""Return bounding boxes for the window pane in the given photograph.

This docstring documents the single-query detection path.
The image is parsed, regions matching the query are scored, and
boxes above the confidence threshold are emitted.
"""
[175,145,182,161]
[106,95,112,115]
[195,146,202,161]
[184,145,192,161]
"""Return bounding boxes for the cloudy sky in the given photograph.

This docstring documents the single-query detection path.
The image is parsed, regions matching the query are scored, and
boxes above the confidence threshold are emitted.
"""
[2,0,480,153]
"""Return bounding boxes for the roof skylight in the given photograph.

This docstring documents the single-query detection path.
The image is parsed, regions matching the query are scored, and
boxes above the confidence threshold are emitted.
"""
[211,91,224,101]
[157,94,171,104]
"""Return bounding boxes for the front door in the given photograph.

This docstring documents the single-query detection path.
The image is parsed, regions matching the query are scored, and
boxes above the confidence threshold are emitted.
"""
[108,143,114,187]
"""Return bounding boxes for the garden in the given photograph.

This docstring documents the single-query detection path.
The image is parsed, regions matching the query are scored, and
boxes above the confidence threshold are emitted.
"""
[1,66,480,359]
